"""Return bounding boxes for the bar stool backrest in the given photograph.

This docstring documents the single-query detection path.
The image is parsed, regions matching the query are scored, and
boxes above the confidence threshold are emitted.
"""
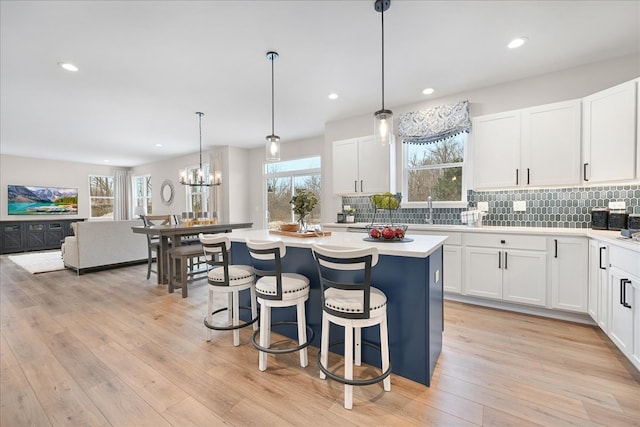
[199,233,232,286]
[312,245,379,320]
[246,240,286,300]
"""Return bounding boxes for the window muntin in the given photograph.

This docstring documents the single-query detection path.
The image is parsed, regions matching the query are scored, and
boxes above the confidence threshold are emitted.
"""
[89,175,114,218]
[403,134,466,202]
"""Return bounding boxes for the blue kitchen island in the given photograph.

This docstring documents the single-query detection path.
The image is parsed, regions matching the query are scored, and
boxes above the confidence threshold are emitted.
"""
[228,229,447,386]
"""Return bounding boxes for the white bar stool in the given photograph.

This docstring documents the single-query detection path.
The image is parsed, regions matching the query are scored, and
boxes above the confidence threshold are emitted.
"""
[311,244,391,410]
[200,233,258,346]
[246,239,314,371]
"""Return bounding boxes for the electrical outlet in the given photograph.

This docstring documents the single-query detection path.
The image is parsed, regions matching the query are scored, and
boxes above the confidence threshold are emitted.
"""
[513,201,526,212]
[478,202,489,212]
[609,201,626,210]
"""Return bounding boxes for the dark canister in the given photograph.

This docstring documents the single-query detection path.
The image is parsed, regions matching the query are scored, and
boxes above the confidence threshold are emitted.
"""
[590,208,609,230]
[627,213,640,231]
[608,211,629,231]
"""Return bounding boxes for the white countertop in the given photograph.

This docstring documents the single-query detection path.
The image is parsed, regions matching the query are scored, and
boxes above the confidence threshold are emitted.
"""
[227,229,447,258]
[322,222,640,253]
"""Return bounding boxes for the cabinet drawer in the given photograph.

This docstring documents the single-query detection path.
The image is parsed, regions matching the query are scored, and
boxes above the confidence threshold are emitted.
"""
[463,233,546,251]
[609,245,640,277]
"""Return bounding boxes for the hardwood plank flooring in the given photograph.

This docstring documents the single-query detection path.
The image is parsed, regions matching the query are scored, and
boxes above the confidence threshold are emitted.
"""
[1,256,639,426]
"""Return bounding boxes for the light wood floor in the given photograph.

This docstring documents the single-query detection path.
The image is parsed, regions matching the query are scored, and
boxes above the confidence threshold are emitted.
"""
[2,256,639,426]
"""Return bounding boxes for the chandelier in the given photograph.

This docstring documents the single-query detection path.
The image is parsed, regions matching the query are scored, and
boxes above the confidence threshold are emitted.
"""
[179,112,222,187]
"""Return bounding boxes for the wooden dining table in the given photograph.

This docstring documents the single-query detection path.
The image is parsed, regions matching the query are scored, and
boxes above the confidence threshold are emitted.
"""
[132,222,252,284]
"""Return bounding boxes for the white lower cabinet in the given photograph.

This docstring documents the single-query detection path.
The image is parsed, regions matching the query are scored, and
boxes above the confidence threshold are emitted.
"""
[550,237,588,313]
[608,267,635,357]
[588,240,609,331]
[443,245,462,293]
[463,233,547,307]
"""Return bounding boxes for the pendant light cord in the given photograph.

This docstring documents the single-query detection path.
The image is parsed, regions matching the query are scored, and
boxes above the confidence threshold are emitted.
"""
[381,5,385,110]
[197,112,203,169]
[271,56,275,135]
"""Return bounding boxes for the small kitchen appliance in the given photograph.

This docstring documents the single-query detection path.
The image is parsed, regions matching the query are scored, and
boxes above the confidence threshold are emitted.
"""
[590,208,609,230]
[608,209,629,231]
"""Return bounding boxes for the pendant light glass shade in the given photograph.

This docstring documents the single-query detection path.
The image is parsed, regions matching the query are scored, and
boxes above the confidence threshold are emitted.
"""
[265,51,281,161]
[374,0,393,146]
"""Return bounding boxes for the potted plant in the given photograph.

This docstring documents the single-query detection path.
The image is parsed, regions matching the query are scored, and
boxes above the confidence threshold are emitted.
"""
[290,189,318,232]
[344,207,356,223]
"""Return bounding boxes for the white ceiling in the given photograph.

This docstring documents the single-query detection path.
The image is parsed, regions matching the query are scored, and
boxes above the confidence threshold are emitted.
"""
[1,0,639,167]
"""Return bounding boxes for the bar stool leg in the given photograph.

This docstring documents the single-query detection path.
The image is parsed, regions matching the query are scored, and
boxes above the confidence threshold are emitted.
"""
[206,288,213,341]
[232,289,240,346]
[296,301,308,368]
[355,327,362,366]
[259,304,270,371]
[227,293,233,324]
[320,314,330,380]
[250,287,258,332]
[381,317,391,392]
[344,322,354,410]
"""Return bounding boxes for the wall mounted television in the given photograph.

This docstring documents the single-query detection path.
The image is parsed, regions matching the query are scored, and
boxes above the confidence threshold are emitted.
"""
[8,185,78,215]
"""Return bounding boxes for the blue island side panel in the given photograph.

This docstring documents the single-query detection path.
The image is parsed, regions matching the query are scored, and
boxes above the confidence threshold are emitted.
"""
[231,242,443,386]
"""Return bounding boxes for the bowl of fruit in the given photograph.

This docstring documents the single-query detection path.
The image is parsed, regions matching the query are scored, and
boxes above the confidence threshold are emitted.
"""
[365,224,410,242]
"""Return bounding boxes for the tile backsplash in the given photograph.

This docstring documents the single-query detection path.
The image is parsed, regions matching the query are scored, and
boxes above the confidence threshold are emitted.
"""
[342,184,640,228]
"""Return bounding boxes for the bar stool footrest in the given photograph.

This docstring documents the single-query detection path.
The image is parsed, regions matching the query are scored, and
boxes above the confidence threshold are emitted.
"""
[204,306,259,331]
[251,321,315,354]
[318,340,392,386]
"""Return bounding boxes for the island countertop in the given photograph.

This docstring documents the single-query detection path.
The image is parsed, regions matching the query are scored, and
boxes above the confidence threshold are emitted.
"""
[227,229,448,258]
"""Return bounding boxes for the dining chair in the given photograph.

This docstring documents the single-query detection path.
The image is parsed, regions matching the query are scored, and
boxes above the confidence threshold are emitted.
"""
[141,214,171,279]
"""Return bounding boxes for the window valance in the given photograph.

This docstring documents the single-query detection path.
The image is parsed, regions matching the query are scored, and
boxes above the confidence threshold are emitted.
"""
[398,100,471,144]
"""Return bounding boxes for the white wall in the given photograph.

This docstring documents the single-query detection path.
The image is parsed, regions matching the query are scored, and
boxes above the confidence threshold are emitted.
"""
[322,54,640,221]
[0,154,116,221]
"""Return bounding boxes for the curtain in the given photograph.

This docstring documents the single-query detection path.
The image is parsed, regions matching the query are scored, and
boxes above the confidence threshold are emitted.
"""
[398,100,471,144]
[113,169,132,220]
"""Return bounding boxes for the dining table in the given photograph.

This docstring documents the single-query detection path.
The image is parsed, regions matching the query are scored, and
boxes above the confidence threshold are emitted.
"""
[132,222,253,284]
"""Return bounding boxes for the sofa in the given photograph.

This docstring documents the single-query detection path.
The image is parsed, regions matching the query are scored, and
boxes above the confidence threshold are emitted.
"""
[62,219,148,273]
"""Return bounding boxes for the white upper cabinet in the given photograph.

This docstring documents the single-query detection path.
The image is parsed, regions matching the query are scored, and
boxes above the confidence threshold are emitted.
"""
[521,100,581,187]
[332,136,395,195]
[472,100,581,189]
[472,111,521,189]
[582,79,637,184]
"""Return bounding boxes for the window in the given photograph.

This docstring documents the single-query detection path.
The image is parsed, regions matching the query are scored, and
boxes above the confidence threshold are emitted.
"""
[265,156,321,229]
[89,175,114,218]
[185,164,210,213]
[403,134,466,203]
[133,175,152,215]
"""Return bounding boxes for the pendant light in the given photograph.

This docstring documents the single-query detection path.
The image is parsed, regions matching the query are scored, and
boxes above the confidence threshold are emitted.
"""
[265,51,281,162]
[373,0,393,146]
[179,112,222,187]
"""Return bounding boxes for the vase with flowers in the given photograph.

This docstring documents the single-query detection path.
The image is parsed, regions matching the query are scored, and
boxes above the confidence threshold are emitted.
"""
[290,188,319,233]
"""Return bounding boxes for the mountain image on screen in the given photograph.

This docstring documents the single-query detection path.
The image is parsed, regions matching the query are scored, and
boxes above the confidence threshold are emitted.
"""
[8,185,78,215]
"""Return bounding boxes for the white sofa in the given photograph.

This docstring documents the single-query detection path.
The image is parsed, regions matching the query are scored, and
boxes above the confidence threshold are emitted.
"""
[62,219,148,273]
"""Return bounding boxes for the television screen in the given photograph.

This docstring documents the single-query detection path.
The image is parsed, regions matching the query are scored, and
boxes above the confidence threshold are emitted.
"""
[8,185,78,215]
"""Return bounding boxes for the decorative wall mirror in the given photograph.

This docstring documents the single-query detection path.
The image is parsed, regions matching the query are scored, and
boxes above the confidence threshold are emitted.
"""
[160,179,175,206]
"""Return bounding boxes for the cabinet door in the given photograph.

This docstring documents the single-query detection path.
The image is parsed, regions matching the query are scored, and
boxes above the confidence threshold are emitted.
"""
[582,80,637,183]
[332,138,359,194]
[27,223,47,249]
[46,222,64,247]
[633,284,640,370]
[588,240,600,321]
[464,246,503,299]
[521,100,581,186]
[443,245,462,294]
[608,267,634,356]
[358,136,392,194]
[502,249,547,307]
[1,222,25,253]
[472,111,521,189]
[598,251,610,332]
[550,237,588,312]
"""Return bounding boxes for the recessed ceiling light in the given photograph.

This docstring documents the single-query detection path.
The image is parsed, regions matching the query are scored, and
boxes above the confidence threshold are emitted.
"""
[58,62,79,72]
[507,37,527,49]
[328,93,339,100]
[422,88,434,95]
[155,143,163,147]
[103,159,110,163]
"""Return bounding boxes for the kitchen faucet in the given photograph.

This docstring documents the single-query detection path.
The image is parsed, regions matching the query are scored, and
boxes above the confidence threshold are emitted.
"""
[425,196,433,224]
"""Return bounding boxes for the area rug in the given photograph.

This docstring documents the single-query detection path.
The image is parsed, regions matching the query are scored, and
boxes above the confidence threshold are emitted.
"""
[8,250,65,274]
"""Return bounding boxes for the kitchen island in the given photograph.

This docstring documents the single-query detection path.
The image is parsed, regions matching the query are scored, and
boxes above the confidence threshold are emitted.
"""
[227,229,447,386]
